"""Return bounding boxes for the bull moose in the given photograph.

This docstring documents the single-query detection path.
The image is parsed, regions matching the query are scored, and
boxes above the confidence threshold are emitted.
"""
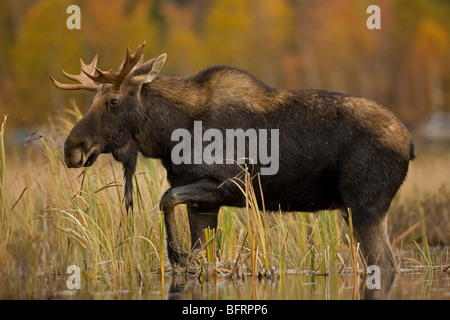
[51,42,415,270]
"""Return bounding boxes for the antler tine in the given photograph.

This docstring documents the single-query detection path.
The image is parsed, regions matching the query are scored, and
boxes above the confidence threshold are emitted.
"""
[50,54,100,92]
[81,54,98,75]
[85,42,146,91]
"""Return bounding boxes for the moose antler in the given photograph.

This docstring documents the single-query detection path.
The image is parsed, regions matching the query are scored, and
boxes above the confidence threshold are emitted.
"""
[84,42,146,91]
[50,54,100,91]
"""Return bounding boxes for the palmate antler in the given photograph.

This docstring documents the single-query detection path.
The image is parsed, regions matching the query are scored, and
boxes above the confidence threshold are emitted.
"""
[85,42,145,91]
[50,54,100,91]
[51,42,146,92]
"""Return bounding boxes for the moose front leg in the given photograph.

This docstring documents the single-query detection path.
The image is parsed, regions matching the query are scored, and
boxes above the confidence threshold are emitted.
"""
[159,179,228,266]
[159,196,186,266]
[187,205,219,250]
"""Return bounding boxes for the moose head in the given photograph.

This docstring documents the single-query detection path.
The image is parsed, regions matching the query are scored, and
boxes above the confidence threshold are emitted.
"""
[51,42,166,168]
[51,42,167,210]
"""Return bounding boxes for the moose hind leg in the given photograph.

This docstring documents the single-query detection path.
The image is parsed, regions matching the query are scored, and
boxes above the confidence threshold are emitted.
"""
[338,149,408,271]
[349,209,397,270]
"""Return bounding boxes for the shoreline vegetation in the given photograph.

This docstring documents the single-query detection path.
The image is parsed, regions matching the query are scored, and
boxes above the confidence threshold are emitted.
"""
[0,111,449,299]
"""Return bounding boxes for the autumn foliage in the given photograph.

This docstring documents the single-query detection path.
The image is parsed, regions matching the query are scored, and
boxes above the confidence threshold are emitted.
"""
[0,0,448,130]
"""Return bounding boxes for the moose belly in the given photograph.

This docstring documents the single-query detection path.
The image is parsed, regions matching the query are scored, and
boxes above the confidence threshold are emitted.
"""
[259,167,342,213]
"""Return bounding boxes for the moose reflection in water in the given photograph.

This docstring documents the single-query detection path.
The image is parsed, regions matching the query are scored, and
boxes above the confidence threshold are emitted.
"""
[164,271,396,300]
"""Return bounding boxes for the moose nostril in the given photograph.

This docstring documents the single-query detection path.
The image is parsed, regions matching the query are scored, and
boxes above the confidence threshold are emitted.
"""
[64,148,84,168]
[77,156,84,167]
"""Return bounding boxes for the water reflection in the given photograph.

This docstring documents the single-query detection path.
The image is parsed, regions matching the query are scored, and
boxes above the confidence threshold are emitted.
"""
[56,268,449,299]
[359,270,397,300]
[162,270,449,300]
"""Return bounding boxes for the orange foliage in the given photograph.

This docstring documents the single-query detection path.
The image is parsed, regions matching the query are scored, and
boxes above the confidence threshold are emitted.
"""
[0,0,448,129]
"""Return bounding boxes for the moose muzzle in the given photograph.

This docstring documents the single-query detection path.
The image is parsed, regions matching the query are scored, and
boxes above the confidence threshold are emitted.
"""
[64,142,100,168]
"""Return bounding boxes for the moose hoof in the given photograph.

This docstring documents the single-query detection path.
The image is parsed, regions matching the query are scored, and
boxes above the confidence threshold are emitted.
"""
[168,248,188,267]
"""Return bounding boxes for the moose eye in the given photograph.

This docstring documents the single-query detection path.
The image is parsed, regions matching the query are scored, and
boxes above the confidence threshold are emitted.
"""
[105,98,118,111]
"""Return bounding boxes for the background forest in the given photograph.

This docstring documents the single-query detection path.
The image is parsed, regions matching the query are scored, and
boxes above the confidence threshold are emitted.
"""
[0,0,449,133]
[0,0,449,299]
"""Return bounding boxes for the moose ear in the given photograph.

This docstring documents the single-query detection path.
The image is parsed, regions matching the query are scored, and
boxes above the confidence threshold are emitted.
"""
[131,53,167,85]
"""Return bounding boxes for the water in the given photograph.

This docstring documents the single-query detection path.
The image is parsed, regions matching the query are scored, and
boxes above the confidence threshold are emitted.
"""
[58,268,450,300]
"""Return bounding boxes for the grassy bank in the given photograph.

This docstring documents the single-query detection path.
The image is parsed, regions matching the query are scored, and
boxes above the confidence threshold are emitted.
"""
[0,111,448,298]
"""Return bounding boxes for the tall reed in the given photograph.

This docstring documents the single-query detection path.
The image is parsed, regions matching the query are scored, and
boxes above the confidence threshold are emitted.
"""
[239,168,270,274]
[1,108,446,298]
[0,115,7,233]
[347,208,359,274]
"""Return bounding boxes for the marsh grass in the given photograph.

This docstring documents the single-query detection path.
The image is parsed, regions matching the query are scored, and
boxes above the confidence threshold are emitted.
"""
[0,111,448,298]
[1,115,9,233]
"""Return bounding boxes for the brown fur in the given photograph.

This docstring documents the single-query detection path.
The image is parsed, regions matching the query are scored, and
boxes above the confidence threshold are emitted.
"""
[341,97,412,160]
[148,67,291,115]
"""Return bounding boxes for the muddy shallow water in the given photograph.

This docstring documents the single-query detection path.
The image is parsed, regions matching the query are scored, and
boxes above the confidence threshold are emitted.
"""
[58,268,450,300]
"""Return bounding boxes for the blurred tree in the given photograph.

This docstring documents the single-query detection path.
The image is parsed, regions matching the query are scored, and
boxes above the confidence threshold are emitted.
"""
[9,0,84,127]
[248,0,294,86]
[0,0,448,130]
[294,0,371,95]
[6,0,160,128]
[0,0,41,122]
[403,19,448,119]
[392,0,450,123]
[160,1,204,75]
[202,0,294,86]
[82,0,159,61]
[203,0,253,67]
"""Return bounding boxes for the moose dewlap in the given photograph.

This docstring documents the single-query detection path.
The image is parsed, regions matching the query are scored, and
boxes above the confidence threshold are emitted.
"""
[51,42,415,270]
